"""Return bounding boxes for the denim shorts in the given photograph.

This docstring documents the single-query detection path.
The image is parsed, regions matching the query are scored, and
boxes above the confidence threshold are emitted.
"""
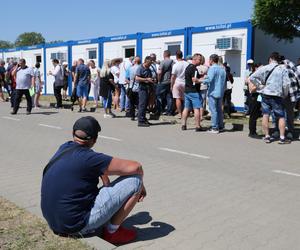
[77,84,89,98]
[184,92,203,109]
[261,95,285,118]
[79,175,142,235]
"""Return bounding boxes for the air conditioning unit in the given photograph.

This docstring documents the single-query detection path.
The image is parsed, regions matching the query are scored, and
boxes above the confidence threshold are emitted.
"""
[215,37,242,51]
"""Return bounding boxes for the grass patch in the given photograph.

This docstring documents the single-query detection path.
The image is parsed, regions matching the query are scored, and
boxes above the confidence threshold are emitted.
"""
[0,196,92,250]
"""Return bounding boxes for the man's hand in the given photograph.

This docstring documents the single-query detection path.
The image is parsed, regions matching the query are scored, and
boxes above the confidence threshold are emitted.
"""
[100,175,110,187]
[147,78,154,84]
[192,77,200,84]
[138,184,147,202]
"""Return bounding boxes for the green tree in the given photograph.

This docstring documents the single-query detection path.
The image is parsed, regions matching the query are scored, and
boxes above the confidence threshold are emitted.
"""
[253,0,300,40]
[0,40,14,49]
[15,32,45,47]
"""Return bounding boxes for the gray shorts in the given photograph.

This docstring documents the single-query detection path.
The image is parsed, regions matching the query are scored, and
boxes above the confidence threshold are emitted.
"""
[79,175,142,235]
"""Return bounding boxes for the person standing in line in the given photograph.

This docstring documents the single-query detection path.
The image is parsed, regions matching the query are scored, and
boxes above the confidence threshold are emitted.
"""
[119,57,133,112]
[74,58,91,112]
[49,59,64,109]
[62,62,70,101]
[11,59,34,115]
[100,60,116,118]
[223,62,234,118]
[197,55,208,121]
[248,52,291,144]
[201,54,227,134]
[181,53,204,132]
[0,60,7,102]
[111,59,121,110]
[156,50,174,117]
[128,56,141,121]
[171,50,189,119]
[70,60,78,110]
[8,62,18,108]
[89,60,101,108]
[149,53,159,114]
[136,56,154,127]
[33,62,42,108]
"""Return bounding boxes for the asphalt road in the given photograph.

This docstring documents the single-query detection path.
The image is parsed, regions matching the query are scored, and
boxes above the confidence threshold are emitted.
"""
[0,102,300,250]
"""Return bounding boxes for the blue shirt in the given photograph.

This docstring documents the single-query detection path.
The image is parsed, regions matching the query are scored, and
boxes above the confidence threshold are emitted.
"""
[41,141,112,234]
[203,64,226,98]
[76,64,91,86]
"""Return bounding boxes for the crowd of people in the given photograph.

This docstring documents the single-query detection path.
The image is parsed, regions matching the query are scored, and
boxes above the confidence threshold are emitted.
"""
[1,50,300,144]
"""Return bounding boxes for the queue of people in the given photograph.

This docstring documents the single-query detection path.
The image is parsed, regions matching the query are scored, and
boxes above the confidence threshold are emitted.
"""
[1,51,300,144]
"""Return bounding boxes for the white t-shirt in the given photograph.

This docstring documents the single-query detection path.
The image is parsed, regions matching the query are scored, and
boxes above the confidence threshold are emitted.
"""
[90,67,100,84]
[171,60,189,85]
[197,65,208,91]
[16,67,34,89]
[119,60,132,84]
[111,65,120,84]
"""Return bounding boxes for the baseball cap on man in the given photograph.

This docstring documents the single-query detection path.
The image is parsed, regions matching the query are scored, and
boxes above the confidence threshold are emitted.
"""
[73,116,101,140]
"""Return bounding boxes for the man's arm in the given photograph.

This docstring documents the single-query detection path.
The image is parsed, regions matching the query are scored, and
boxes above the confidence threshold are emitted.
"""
[171,74,176,90]
[135,75,153,84]
[103,158,143,177]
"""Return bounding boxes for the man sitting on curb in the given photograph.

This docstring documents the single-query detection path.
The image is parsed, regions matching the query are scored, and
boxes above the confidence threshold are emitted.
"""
[41,116,147,245]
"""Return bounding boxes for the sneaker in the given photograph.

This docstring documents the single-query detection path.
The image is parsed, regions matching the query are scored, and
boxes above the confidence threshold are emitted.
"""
[208,128,219,134]
[195,127,205,132]
[26,111,31,115]
[104,113,113,118]
[138,122,150,127]
[278,138,291,145]
[10,111,17,115]
[248,133,261,139]
[82,108,87,112]
[102,226,137,245]
[181,125,187,131]
[78,108,82,113]
[263,136,272,144]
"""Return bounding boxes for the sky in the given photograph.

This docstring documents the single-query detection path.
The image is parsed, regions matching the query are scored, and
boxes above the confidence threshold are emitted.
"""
[2,0,253,43]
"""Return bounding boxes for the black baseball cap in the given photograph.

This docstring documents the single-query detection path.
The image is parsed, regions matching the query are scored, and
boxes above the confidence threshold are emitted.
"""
[73,116,101,140]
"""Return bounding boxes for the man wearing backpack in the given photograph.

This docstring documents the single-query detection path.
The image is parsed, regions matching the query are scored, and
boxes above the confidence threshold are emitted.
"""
[248,52,291,144]
[49,59,64,108]
[41,116,146,244]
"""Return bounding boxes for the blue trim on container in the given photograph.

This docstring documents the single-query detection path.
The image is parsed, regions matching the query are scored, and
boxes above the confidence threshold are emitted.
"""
[246,21,254,62]
[136,33,143,59]
[102,34,137,42]
[99,38,104,67]
[184,27,192,58]
[44,41,70,48]
[43,46,47,95]
[191,20,250,34]
[234,106,245,112]
[71,38,99,46]
[141,28,186,39]
[68,42,73,96]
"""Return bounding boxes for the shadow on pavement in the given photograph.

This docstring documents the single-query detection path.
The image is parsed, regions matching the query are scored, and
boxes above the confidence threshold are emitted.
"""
[123,211,175,242]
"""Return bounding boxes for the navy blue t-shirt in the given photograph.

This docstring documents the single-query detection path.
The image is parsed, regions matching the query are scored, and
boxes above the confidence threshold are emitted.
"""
[75,64,91,86]
[41,141,112,234]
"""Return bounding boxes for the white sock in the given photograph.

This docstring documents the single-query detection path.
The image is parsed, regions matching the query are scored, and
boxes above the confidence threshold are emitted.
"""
[280,136,285,140]
[106,223,119,233]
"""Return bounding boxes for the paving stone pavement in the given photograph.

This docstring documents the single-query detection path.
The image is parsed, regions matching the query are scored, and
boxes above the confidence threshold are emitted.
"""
[0,102,300,250]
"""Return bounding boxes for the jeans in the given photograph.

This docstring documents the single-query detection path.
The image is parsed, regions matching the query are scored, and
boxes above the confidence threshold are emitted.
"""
[103,91,112,109]
[79,175,142,235]
[138,87,149,123]
[156,83,173,115]
[13,89,32,113]
[54,85,63,107]
[119,84,130,111]
[129,91,139,118]
[208,96,224,129]
[248,93,261,134]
